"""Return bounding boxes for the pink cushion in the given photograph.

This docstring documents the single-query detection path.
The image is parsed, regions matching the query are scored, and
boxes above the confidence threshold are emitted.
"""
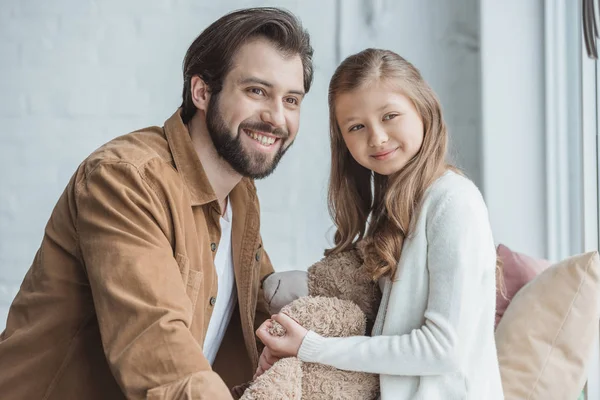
[495,244,551,328]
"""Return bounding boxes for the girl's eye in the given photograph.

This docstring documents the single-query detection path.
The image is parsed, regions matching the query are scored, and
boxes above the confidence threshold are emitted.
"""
[349,124,364,132]
[383,113,398,121]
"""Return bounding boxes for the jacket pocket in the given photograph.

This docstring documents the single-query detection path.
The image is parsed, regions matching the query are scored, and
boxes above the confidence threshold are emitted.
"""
[176,253,203,313]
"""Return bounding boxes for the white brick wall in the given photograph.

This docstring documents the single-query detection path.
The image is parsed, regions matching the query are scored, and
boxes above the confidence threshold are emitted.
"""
[0,0,481,331]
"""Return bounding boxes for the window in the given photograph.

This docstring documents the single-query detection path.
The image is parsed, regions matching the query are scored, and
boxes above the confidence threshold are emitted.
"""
[546,0,599,397]
[582,41,599,400]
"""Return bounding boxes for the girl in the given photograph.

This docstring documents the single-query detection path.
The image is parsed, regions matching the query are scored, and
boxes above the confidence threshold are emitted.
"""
[256,48,504,399]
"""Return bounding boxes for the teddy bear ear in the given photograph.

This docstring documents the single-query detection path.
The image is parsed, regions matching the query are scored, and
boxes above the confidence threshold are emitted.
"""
[355,238,370,261]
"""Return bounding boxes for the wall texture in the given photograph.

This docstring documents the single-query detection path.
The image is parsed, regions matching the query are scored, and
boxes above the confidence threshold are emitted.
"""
[0,0,482,330]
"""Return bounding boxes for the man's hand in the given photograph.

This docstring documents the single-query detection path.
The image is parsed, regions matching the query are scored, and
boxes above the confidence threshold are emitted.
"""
[262,270,309,314]
[253,346,280,380]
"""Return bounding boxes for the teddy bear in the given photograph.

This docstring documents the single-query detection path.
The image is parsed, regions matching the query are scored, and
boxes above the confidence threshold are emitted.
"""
[235,245,382,400]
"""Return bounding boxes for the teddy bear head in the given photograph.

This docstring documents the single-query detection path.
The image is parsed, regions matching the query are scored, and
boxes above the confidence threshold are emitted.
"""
[307,245,381,323]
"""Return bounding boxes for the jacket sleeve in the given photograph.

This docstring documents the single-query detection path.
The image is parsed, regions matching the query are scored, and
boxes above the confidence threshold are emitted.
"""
[76,162,233,400]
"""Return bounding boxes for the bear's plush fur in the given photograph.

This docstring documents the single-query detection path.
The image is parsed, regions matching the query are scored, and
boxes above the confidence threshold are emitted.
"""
[237,247,382,400]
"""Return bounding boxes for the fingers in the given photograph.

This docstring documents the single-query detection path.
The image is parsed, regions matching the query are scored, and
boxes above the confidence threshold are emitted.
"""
[271,312,297,330]
[253,365,264,380]
[253,347,280,380]
[255,314,304,358]
[255,323,273,345]
[263,346,279,365]
[258,352,273,371]
[255,318,274,342]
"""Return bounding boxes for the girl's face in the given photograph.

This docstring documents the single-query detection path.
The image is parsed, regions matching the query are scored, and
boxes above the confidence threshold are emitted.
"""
[335,80,424,176]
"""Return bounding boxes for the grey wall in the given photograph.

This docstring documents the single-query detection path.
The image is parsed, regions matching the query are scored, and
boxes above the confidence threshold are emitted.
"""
[480,0,547,258]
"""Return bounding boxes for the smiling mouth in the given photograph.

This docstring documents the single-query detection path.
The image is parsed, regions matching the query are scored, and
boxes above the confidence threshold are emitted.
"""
[243,129,280,147]
[371,148,398,160]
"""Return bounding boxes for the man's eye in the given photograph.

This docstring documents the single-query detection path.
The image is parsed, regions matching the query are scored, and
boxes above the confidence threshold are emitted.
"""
[249,88,265,96]
[285,97,298,105]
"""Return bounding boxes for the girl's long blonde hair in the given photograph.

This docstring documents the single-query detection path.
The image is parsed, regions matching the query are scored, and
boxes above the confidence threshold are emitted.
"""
[326,49,503,290]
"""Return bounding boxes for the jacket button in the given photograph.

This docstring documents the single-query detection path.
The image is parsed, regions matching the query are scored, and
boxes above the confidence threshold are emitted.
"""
[209,296,216,306]
[210,243,216,252]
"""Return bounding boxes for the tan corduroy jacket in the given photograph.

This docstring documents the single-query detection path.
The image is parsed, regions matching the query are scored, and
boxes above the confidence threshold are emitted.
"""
[0,110,274,400]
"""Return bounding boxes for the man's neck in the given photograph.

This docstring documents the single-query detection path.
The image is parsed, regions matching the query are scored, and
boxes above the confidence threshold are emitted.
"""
[187,115,242,214]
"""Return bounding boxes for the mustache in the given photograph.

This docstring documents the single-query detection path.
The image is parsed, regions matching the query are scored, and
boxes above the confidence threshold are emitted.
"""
[239,121,288,139]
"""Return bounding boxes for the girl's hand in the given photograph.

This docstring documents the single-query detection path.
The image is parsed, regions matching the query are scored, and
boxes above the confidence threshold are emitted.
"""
[255,313,309,358]
[253,346,279,380]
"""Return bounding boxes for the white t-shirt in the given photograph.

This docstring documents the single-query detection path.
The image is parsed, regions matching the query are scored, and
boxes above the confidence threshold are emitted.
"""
[202,199,237,365]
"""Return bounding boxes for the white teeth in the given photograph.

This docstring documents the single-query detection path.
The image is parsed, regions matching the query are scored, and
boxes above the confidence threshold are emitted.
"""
[246,130,276,146]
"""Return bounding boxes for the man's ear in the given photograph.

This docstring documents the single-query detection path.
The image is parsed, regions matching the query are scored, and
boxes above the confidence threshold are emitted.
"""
[190,76,211,112]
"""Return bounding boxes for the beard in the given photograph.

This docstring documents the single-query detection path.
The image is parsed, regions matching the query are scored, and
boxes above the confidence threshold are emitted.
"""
[206,93,293,179]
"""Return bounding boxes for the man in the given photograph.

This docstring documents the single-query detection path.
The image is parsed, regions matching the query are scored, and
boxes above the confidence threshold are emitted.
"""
[0,7,313,400]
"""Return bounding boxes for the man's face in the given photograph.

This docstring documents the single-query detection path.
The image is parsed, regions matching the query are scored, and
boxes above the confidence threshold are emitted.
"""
[207,37,305,179]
